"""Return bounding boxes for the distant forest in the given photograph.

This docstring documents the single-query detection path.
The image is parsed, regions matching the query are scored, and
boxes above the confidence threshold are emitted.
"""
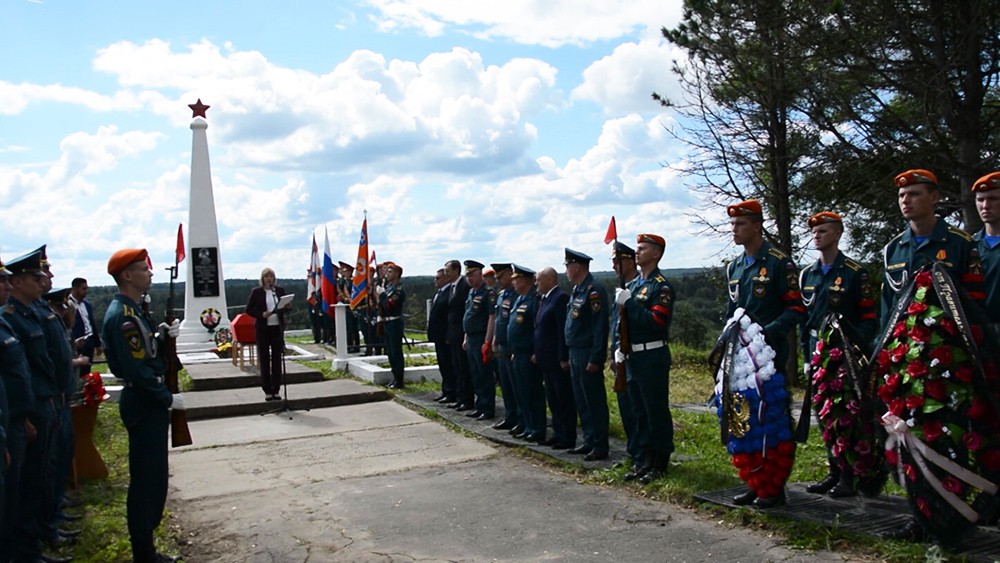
[86,268,729,348]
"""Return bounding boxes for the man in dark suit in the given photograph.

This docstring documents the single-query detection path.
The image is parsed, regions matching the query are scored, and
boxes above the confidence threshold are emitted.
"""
[427,268,454,403]
[444,260,474,410]
[533,266,575,448]
[70,277,102,377]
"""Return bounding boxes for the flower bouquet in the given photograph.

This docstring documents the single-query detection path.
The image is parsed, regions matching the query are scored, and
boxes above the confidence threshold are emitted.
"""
[811,316,886,496]
[874,266,1000,539]
[212,341,233,359]
[712,309,795,500]
[80,371,110,407]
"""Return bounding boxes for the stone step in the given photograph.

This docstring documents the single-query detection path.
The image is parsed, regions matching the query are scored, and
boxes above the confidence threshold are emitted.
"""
[185,359,324,392]
[183,379,390,421]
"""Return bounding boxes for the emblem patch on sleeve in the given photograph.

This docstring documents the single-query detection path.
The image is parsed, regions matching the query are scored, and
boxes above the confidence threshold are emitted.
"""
[122,322,145,360]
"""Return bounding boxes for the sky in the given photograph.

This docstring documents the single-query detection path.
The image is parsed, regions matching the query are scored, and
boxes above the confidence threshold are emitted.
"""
[0,0,737,287]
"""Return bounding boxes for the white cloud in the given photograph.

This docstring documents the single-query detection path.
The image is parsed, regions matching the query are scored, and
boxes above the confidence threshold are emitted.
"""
[572,40,687,116]
[364,0,684,47]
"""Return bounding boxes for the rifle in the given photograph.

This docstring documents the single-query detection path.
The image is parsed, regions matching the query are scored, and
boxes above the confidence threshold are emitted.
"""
[613,241,631,393]
[165,262,193,447]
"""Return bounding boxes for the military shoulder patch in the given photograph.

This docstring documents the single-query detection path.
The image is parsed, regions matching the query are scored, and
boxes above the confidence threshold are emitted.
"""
[947,226,973,242]
[843,257,862,271]
[768,247,788,260]
[659,286,673,306]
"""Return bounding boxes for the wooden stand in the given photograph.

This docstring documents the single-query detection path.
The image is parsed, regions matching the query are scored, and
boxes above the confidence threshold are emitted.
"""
[70,403,108,487]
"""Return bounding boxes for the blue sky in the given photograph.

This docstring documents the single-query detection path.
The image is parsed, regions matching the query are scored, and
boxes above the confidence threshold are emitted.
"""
[0,0,737,287]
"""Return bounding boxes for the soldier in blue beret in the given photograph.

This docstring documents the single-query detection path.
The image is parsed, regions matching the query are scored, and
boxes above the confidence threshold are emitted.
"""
[489,263,520,431]
[2,247,71,562]
[507,265,546,440]
[564,248,610,460]
[463,260,497,420]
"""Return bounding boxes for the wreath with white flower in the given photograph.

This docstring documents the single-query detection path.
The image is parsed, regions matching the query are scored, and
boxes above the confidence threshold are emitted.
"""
[711,309,795,499]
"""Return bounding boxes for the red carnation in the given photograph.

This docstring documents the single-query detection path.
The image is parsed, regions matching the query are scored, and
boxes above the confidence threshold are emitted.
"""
[888,398,905,416]
[963,431,983,451]
[908,324,931,343]
[924,379,947,401]
[905,395,925,410]
[929,346,953,366]
[885,448,899,465]
[903,463,918,482]
[828,348,843,362]
[915,271,932,287]
[854,440,871,455]
[941,475,963,494]
[907,302,928,315]
[890,343,909,363]
[939,318,957,335]
[892,322,907,339]
[922,419,944,442]
[968,397,993,422]
[906,360,929,379]
[916,496,932,518]
[837,413,854,429]
[878,384,895,404]
[829,378,844,392]
[955,365,974,383]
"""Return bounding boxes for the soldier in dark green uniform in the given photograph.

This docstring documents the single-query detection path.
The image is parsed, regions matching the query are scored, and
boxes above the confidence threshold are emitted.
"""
[725,199,805,508]
[102,248,183,563]
[798,212,877,497]
[339,261,360,351]
[507,265,545,440]
[2,248,69,563]
[614,235,675,484]
[880,169,984,327]
[462,260,497,420]
[0,257,38,560]
[378,262,406,389]
[564,248,610,461]
[972,171,1000,322]
[490,263,519,431]
[609,242,640,471]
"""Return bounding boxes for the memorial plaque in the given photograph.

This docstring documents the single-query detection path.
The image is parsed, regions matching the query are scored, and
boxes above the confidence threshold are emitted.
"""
[192,247,220,297]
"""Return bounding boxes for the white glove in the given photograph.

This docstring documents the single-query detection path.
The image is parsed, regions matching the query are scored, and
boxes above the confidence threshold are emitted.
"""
[614,288,631,306]
[375,285,384,297]
[157,319,181,339]
[614,347,626,364]
[171,393,186,411]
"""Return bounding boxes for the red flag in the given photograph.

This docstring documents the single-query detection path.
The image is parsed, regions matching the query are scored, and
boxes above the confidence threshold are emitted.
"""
[175,223,186,264]
[604,216,617,245]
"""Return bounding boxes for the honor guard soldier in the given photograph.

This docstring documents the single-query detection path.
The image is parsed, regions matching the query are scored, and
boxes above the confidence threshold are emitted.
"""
[614,235,675,483]
[881,169,984,327]
[725,200,805,508]
[102,249,183,563]
[339,261,360,351]
[2,247,71,563]
[507,265,546,441]
[462,260,497,420]
[564,248,610,461]
[378,262,406,389]
[799,212,877,497]
[609,242,641,471]
[490,263,520,431]
[726,200,806,374]
[0,256,41,561]
[972,171,1000,322]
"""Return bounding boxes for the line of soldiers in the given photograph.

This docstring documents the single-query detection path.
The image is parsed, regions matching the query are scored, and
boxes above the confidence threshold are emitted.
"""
[0,247,92,563]
[425,238,677,483]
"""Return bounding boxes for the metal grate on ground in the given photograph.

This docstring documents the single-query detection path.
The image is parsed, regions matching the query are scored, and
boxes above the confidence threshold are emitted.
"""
[696,484,1000,562]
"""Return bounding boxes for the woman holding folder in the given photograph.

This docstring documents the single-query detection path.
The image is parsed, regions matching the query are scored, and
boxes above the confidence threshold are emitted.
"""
[245,267,292,400]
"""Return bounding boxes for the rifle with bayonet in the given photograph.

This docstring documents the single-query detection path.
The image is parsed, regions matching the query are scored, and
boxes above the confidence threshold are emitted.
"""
[165,262,192,447]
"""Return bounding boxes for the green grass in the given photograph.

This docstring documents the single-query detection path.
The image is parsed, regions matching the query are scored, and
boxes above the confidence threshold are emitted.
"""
[66,405,183,562]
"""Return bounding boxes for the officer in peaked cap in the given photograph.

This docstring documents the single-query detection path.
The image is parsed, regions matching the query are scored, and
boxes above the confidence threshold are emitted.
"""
[563,247,610,461]
[609,241,640,472]
[507,263,545,441]
[489,263,519,431]
[2,246,68,562]
[462,259,497,420]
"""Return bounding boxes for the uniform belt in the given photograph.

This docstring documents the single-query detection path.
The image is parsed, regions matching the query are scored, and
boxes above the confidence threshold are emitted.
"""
[378,316,401,322]
[123,376,163,388]
[631,340,668,352]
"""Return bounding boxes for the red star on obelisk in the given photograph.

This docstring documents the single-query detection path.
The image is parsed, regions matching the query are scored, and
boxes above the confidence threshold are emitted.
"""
[188,99,210,118]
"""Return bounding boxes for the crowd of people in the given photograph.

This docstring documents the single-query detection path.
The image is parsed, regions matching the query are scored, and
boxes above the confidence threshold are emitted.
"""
[392,168,1000,542]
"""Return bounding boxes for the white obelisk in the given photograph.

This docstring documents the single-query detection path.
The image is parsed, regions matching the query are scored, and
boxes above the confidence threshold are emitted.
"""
[178,99,230,348]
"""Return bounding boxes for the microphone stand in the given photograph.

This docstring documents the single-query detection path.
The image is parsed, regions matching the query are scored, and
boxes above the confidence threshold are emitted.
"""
[261,293,309,420]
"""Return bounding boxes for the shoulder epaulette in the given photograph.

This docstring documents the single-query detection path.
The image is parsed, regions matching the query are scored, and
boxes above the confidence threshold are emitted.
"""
[123,304,135,317]
[653,274,666,283]
[843,257,862,271]
[768,247,788,260]
[947,225,973,242]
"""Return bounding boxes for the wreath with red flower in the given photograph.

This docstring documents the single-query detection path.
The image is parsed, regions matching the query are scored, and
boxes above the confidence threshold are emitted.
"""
[874,268,1000,538]
[811,319,886,496]
[80,371,109,407]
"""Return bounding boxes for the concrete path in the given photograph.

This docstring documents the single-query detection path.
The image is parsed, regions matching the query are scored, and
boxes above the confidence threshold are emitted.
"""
[169,399,842,562]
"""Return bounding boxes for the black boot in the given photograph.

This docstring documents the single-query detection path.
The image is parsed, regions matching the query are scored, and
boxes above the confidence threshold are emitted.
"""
[806,466,840,494]
[828,472,856,498]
